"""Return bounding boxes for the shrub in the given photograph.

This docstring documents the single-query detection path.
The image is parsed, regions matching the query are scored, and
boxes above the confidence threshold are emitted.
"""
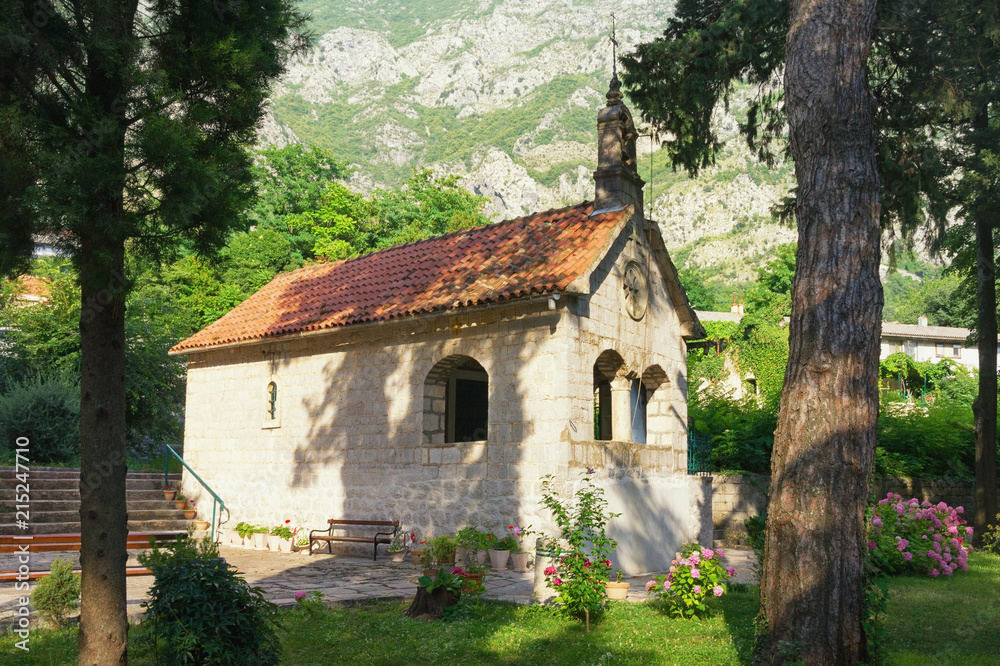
[32,557,80,627]
[539,471,620,627]
[645,544,735,618]
[140,538,280,665]
[744,514,766,581]
[137,534,218,571]
[456,526,491,554]
[868,493,974,577]
[981,515,1000,555]
[428,534,458,562]
[875,397,975,477]
[0,374,79,463]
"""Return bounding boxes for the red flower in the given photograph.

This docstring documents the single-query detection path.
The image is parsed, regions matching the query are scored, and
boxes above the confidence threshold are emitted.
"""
[419,540,426,544]
[487,535,493,539]
[508,525,513,529]
[285,519,291,524]
[603,560,612,567]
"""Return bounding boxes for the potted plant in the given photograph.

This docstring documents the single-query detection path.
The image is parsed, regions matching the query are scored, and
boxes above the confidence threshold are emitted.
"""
[449,565,486,595]
[173,494,186,511]
[271,521,294,552]
[428,534,458,566]
[253,525,270,550]
[194,519,210,531]
[388,534,407,563]
[605,569,630,600]
[409,535,428,565]
[234,521,255,546]
[507,525,533,572]
[457,526,489,566]
[489,531,517,570]
[182,501,196,520]
[163,485,176,501]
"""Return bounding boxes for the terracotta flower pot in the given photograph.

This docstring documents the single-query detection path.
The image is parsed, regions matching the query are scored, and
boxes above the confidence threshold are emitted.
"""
[183,510,196,519]
[605,581,630,600]
[422,567,439,577]
[410,549,427,564]
[163,490,176,501]
[488,549,510,570]
[173,500,186,510]
[459,572,485,593]
[194,519,209,531]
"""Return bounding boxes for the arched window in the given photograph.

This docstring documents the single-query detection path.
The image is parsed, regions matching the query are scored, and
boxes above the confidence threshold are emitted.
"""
[423,356,489,444]
[593,350,626,441]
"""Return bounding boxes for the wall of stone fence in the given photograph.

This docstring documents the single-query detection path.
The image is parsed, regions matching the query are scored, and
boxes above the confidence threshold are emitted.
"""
[712,474,998,534]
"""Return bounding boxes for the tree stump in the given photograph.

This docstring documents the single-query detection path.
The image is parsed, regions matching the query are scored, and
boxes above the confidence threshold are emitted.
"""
[404,586,460,620]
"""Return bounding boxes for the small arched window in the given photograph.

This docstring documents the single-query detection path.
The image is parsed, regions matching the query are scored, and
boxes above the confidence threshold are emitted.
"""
[423,356,489,444]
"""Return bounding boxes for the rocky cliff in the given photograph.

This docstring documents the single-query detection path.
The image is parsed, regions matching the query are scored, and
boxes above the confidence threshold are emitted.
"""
[262,0,936,282]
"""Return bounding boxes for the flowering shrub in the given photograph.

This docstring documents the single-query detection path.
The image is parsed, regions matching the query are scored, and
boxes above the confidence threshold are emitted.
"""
[868,493,973,577]
[645,543,734,618]
[539,472,620,627]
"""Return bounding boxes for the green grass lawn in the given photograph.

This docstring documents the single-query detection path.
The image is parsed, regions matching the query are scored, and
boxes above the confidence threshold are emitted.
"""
[3,554,997,665]
[882,552,1000,665]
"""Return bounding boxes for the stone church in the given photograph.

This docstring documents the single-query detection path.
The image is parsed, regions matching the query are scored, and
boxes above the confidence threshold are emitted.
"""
[170,76,710,573]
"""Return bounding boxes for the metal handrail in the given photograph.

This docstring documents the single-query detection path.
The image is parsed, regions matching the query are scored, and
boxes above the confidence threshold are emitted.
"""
[164,444,227,542]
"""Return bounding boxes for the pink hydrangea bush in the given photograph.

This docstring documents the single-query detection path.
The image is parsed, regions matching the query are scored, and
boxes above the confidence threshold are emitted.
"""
[868,492,973,577]
[645,543,734,618]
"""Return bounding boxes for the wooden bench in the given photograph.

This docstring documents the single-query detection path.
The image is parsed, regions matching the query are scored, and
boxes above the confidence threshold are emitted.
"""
[0,531,186,553]
[0,531,187,581]
[309,519,399,561]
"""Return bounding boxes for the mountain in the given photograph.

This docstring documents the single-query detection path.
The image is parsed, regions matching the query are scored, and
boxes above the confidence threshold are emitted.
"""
[262,0,935,285]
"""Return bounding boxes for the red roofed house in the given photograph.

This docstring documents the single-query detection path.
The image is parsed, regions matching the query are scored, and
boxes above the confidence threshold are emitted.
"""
[169,77,708,572]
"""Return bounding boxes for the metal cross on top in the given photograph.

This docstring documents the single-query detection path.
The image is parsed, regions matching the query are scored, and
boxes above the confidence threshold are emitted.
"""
[610,11,619,79]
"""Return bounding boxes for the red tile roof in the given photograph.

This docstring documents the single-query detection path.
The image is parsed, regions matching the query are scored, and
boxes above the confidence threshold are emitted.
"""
[170,202,629,353]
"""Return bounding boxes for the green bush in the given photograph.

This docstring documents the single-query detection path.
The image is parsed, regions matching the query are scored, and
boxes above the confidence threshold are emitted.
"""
[32,557,80,627]
[0,374,79,462]
[689,393,776,474]
[875,397,975,477]
[140,537,280,665]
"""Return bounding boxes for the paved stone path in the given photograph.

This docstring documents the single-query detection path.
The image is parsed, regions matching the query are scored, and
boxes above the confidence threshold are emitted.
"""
[0,545,756,626]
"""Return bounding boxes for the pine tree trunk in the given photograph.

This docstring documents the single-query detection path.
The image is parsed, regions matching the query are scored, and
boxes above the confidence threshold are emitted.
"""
[758,0,881,664]
[77,4,133,662]
[77,242,129,666]
[973,202,998,546]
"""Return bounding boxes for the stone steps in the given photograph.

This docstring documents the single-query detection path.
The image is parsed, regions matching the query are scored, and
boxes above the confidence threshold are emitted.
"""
[0,468,195,536]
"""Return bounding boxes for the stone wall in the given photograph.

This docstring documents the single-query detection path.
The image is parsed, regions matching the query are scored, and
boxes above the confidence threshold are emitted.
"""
[712,473,998,534]
[179,222,704,573]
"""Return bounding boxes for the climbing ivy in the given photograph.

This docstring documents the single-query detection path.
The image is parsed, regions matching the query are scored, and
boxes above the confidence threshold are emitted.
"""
[730,311,789,407]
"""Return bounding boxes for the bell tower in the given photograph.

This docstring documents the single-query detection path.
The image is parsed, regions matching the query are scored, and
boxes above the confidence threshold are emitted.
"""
[593,23,644,230]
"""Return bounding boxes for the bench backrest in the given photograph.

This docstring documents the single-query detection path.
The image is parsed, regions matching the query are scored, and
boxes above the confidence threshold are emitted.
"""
[326,519,399,527]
